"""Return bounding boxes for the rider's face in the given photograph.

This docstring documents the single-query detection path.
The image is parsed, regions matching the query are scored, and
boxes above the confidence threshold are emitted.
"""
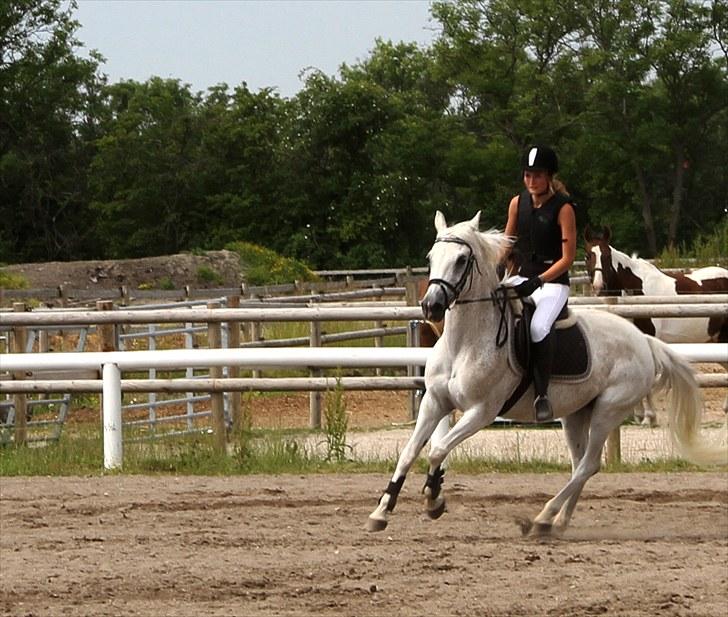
[523,170,550,195]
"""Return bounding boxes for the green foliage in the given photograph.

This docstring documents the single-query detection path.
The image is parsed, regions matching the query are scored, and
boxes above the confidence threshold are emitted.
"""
[0,270,28,289]
[195,266,223,286]
[656,218,728,267]
[157,276,176,290]
[322,376,350,462]
[226,241,317,285]
[1,427,714,475]
[1,0,726,269]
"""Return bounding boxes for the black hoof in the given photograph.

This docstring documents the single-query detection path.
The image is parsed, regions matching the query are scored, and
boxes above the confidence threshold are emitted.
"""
[426,499,446,520]
[367,517,388,532]
[533,522,553,536]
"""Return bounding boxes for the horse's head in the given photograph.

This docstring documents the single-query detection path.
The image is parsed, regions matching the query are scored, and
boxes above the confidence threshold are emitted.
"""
[583,225,616,295]
[421,210,508,322]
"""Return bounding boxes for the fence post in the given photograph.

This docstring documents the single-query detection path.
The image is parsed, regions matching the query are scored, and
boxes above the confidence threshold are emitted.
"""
[102,362,123,469]
[404,267,420,420]
[227,295,242,433]
[11,302,28,446]
[207,302,227,452]
[309,316,322,429]
[605,429,621,466]
[96,301,117,352]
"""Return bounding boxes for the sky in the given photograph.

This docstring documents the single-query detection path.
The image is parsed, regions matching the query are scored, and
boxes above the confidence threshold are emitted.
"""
[73,0,439,98]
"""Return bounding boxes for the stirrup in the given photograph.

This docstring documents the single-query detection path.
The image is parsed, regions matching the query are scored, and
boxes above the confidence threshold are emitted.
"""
[534,395,553,423]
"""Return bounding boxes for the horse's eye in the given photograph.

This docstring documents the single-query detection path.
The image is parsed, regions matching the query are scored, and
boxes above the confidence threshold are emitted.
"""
[456,254,467,267]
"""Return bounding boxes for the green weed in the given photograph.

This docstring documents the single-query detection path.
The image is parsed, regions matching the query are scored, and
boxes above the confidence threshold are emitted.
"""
[322,376,350,462]
[0,270,28,289]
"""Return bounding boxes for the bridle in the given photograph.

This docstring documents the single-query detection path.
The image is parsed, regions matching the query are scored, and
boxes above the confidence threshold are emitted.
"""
[425,235,511,347]
[426,236,480,310]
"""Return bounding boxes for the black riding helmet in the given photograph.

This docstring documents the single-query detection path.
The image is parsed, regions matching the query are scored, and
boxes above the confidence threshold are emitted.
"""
[522,145,558,175]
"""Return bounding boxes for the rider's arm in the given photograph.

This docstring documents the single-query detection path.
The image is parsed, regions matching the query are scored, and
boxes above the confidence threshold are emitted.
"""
[538,202,576,283]
[499,195,519,264]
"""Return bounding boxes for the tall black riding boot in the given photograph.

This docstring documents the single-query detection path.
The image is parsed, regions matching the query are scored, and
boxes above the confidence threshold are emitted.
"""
[532,332,554,423]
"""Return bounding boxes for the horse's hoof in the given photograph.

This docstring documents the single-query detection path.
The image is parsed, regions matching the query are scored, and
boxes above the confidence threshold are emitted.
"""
[514,515,533,536]
[367,516,388,532]
[533,522,553,537]
[426,498,446,520]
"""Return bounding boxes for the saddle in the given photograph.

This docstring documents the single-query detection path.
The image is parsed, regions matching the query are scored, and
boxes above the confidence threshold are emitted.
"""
[508,300,592,383]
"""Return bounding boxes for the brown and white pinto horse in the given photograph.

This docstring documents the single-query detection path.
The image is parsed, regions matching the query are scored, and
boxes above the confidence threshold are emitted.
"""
[584,225,728,415]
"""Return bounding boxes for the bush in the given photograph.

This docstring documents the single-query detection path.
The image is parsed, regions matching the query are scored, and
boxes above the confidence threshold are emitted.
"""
[225,241,318,285]
[0,270,28,289]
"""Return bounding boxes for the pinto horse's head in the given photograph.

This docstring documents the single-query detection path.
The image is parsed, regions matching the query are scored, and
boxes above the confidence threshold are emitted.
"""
[583,225,617,295]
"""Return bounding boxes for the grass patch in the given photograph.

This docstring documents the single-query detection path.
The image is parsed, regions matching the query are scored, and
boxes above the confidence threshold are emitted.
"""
[2,425,721,476]
[225,241,317,285]
[196,265,224,286]
[0,270,28,289]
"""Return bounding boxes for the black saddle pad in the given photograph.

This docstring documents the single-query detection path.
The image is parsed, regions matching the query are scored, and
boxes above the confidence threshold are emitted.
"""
[511,306,591,380]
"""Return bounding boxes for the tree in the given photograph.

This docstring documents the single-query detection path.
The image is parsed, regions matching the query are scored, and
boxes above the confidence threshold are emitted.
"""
[0,0,103,262]
[90,78,205,257]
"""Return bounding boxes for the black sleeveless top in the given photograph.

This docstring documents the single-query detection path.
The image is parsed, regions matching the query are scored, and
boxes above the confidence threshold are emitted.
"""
[514,190,572,285]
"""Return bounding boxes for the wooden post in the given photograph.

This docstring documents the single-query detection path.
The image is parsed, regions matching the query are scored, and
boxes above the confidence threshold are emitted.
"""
[404,265,418,307]
[207,302,227,452]
[12,303,28,446]
[250,322,262,378]
[227,295,242,433]
[404,267,419,420]
[96,301,116,352]
[57,285,69,350]
[374,319,384,377]
[605,428,621,466]
[119,285,130,306]
[96,301,118,444]
[309,319,322,429]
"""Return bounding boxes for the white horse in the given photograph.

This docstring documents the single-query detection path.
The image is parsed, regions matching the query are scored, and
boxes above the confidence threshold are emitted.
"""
[367,211,726,535]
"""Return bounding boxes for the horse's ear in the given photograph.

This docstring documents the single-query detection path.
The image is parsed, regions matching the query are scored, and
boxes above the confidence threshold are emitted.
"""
[434,210,447,233]
[584,224,594,242]
[602,225,611,243]
[469,210,481,230]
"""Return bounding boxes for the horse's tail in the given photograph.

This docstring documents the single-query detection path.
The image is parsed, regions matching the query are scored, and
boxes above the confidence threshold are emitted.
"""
[647,336,727,466]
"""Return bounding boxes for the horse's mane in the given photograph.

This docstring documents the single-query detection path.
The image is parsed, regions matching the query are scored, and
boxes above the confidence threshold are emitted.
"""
[441,219,511,265]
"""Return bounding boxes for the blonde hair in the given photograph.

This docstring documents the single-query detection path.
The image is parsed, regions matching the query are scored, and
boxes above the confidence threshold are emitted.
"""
[550,176,568,195]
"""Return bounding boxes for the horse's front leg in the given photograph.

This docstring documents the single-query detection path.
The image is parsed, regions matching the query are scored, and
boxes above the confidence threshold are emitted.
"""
[367,387,451,532]
[423,404,492,521]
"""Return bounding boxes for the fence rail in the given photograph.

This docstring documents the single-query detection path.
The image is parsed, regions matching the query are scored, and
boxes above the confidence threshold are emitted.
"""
[2,295,726,469]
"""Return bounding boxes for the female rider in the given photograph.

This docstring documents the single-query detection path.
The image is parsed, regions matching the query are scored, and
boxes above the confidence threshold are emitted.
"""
[501,145,577,422]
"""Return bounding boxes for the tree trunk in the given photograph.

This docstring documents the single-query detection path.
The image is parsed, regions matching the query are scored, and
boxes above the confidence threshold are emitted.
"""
[632,162,658,255]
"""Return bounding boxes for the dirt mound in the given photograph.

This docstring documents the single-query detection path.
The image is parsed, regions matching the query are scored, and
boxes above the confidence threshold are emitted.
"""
[2,250,244,291]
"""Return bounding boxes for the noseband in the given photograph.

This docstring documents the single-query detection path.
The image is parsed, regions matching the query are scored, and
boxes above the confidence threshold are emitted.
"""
[426,236,480,309]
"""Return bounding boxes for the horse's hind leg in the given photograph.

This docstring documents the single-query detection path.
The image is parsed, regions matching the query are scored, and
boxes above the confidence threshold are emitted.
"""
[551,405,591,531]
[532,404,632,535]
[642,393,658,427]
[367,391,450,532]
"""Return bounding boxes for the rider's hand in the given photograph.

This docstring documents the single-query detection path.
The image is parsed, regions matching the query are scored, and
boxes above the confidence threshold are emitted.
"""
[514,275,543,297]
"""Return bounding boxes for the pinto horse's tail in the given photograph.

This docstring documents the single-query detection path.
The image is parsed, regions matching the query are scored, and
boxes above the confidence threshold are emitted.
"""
[647,337,727,467]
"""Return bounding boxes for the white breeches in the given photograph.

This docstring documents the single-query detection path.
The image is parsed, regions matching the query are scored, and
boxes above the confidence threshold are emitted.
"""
[507,276,570,342]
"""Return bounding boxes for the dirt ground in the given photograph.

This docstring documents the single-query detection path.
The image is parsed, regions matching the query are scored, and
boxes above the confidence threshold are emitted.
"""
[1,473,727,617]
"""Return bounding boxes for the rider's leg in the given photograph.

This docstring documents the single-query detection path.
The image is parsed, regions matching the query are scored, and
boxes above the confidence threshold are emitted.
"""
[530,283,569,422]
